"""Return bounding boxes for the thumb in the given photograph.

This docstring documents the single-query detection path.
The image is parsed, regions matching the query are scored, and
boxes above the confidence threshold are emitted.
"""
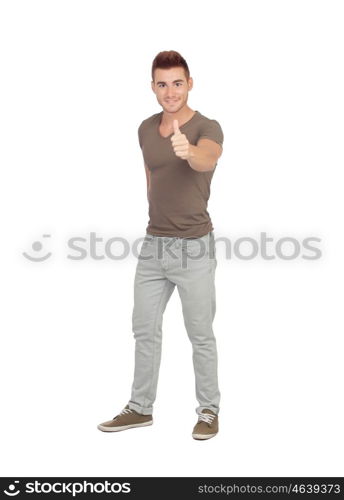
[173,119,181,135]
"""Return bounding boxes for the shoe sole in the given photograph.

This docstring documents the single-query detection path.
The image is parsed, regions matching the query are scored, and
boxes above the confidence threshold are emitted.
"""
[97,420,153,432]
[192,432,217,440]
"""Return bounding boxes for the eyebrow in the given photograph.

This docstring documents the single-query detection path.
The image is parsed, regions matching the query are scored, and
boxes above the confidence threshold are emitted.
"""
[156,79,184,84]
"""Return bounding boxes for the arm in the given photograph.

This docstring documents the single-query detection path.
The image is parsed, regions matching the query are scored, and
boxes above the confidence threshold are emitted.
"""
[170,120,223,172]
[187,138,223,172]
[144,162,150,200]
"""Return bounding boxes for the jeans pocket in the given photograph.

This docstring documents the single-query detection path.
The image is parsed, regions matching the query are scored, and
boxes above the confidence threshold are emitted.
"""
[182,239,206,259]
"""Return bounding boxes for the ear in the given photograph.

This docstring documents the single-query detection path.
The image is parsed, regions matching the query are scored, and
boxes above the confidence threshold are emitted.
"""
[188,77,193,91]
[151,81,155,93]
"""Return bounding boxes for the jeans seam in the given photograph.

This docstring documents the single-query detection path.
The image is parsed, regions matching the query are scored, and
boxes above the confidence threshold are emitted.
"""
[143,278,171,409]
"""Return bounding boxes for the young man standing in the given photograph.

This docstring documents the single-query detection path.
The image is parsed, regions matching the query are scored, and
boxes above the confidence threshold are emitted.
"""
[98,51,224,440]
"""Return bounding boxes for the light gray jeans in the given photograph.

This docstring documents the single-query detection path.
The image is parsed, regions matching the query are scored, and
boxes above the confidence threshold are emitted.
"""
[128,230,220,416]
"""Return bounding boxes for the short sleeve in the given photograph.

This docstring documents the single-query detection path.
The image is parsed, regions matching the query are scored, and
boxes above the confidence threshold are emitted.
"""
[198,119,224,147]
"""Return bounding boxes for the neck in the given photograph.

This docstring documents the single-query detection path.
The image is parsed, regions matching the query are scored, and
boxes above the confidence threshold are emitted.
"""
[161,104,195,126]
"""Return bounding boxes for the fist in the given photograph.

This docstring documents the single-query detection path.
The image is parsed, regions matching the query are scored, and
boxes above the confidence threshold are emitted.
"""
[171,119,191,160]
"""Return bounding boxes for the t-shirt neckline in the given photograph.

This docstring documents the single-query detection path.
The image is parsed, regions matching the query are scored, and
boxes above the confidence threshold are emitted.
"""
[157,110,199,139]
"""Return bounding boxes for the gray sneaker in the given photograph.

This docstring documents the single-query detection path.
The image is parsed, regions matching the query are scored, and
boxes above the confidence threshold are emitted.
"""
[97,405,153,432]
[192,409,218,440]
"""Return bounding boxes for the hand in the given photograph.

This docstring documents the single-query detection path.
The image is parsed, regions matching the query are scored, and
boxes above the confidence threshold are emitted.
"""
[170,119,192,160]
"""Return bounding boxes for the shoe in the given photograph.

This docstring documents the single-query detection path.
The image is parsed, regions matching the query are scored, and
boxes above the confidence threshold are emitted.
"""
[97,405,153,432]
[192,409,218,440]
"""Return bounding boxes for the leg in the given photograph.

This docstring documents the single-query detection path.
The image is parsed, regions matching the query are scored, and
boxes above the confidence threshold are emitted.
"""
[174,234,221,415]
[129,240,175,415]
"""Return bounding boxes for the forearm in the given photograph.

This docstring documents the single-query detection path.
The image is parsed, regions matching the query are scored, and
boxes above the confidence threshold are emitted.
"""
[186,144,216,172]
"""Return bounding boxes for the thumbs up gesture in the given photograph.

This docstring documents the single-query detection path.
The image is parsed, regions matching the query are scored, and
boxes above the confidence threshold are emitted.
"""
[171,119,192,160]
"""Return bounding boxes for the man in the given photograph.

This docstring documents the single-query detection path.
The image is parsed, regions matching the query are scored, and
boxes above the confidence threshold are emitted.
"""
[98,50,224,440]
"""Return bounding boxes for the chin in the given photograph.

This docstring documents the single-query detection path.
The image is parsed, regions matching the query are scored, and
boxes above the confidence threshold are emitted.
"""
[164,102,184,112]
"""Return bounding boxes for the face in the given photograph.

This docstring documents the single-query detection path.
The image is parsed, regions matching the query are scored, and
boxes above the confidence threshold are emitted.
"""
[151,66,193,113]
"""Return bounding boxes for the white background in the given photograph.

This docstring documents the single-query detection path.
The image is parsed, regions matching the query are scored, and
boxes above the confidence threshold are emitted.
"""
[1,0,343,477]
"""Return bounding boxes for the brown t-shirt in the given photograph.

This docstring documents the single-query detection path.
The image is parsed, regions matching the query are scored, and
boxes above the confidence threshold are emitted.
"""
[138,110,224,238]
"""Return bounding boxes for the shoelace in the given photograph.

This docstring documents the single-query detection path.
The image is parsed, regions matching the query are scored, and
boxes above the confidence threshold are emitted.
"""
[198,413,216,424]
[120,407,134,415]
[113,407,133,419]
